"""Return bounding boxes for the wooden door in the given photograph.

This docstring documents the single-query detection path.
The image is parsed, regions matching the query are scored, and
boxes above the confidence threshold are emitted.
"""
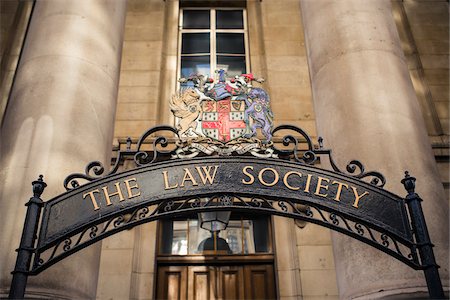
[156,264,275,300]
[217,266,245,299]
[157,266,187,300]
[244,264,276,300]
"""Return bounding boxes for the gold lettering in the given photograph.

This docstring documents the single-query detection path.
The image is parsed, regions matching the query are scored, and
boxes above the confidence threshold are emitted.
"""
[83,189,101,211]
[162,171,178,190]
[242,166,255,185]
[102,182,125,206]
[351,187,369,208]
[195,166,219,185]
[180,168,198,187]
[258,168,279,187]
[283,171,302,190]
[304,174,313,193]
[331,181,349,202]
[314,176,330,198]
[124,178,141,199]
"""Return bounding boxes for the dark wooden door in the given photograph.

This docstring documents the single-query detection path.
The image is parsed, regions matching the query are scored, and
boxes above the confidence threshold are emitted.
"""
[156,264,275,300]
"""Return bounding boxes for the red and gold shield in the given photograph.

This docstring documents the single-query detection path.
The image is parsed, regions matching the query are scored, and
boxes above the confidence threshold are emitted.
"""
[201,98,246,142]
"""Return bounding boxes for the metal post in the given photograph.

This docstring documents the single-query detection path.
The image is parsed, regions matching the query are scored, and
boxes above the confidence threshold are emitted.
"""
[9,175,46,299]
[402,172,445,299]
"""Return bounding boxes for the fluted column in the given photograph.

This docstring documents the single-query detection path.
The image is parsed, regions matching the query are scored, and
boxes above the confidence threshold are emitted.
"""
[0,0,127,298]
[300,0,449,298]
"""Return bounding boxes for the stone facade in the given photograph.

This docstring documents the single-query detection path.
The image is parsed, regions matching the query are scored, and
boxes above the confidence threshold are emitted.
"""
[0,0,448,299]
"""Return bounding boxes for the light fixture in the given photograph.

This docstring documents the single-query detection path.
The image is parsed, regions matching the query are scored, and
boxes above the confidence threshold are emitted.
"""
[198,210,231,232]
[197,196,232,254]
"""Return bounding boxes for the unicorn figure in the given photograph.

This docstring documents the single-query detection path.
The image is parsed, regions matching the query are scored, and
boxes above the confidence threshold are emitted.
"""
[243,87,273,142]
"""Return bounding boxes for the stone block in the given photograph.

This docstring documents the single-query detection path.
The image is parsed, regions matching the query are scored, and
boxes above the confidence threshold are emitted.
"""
[123,41,163,57]
[404,2,448,26]
[295,223,333,246]
[410,24,448,40]
[269,70,310,87]
[130,272,154,300]
[96,273,132,300]
[424,68,449,85]
[127,0,164,13]
[264,26,304,42]
[265,11,302,27]
[132,222,157,274]
[267,56,307,71]
[416,38,449,55]
[121,54,162,71]
[420,55,449,69]
[126,12,164,28]
[430,85,449,102]
[118,86,158,103]
[298,245,335,270]
[99,249,134,275]
[434,101,449,120]
[274,217,299,271]
[102,228,135,249]
[272,119,317,138]
[125,25,164,41]
[272,96,315,121]
[119,71,160,87]
[265,40,306,56]
[277,269,301,298]
[114,120,157,138]
[116,102,157,121]
[300,269,338,296]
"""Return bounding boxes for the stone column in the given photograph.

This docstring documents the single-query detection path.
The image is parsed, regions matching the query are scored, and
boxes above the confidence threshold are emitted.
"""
[0,0,127,298]
[300,0,449,299]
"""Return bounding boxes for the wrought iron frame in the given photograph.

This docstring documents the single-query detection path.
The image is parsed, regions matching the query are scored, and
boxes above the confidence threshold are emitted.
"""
[9,125,445,299]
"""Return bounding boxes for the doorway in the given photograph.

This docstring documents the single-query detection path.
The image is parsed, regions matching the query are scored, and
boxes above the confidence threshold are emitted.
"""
[156,264,275,299]
[155,215,276,299]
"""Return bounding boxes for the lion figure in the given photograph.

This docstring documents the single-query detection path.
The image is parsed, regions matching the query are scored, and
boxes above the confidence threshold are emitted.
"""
[170,89,202,137]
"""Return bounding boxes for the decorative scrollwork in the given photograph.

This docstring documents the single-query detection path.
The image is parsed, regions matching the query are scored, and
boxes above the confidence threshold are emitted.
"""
[64,161,107,190]
[63,124,387,190]
[278,201,288,212]
[113,215,125,228]
[164,200,174,212]
[251,197,263,208]
[62,239,72,252]
[330,213,339,225]
[381,233,390,247]
[138,207,150,219]
[31,194,422,275]
[89,226,98,239]
[220,195,233,206]
[355,223,365,236]
[345,160,386,188]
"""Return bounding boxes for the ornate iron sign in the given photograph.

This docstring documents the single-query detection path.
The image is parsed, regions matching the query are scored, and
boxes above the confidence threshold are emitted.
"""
[9,71,445,299]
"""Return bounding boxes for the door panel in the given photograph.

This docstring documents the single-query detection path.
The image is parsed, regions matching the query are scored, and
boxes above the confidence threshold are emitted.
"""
[156,264,275,300]
[218,266,245,299]
[188,266,215,300]
[244,265,276,300]
[157,266,187,300]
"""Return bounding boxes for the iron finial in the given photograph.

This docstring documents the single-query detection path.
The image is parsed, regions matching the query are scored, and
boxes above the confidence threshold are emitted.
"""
[126,137,132,150]
[401,171,416,194]
[32,175,47,198]
[318,137,324,149]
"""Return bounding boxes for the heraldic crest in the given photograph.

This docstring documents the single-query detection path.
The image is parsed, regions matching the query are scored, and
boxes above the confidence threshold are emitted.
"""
[170,69,274,156]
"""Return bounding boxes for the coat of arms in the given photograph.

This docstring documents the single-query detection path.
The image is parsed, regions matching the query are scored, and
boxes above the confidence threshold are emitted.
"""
[170,70,274,155]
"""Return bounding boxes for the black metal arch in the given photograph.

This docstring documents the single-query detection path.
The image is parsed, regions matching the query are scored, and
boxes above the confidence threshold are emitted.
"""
[9,125,445,299]
[30,192,419,276]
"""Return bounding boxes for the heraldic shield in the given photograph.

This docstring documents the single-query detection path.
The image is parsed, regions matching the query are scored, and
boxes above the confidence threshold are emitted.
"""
[202,98,246,142]
[171,69,274,147]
